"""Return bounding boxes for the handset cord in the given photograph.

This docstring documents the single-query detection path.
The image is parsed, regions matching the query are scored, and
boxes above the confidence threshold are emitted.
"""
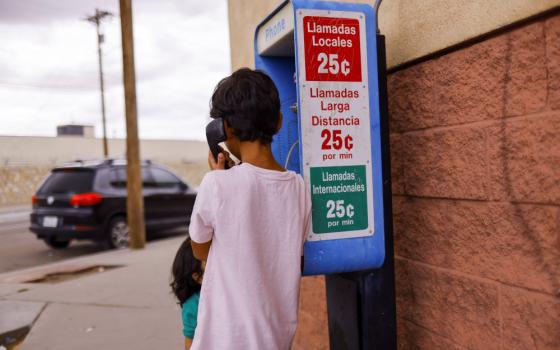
[284,140,300,169]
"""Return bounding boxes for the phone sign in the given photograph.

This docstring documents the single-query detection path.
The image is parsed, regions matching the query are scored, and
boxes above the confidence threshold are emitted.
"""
[303,16,362,82]
[297,9,374,242]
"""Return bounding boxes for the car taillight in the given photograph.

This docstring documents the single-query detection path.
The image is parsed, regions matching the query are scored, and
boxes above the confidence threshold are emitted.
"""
[32,195,38,205]
[70,193,103,206]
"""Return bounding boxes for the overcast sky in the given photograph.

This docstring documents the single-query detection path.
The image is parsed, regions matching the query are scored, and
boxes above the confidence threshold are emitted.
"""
[0,0,230,141]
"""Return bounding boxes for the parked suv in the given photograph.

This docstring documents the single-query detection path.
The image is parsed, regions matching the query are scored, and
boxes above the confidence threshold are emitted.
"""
[30,159,197,249]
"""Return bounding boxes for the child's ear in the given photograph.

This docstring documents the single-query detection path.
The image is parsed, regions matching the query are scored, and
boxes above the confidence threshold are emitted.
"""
[224,120,235,140]
[276,112,283,132]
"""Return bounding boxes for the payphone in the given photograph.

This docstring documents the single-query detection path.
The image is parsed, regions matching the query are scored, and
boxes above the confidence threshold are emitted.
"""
[255,0,386,276]
[255,1,397,348]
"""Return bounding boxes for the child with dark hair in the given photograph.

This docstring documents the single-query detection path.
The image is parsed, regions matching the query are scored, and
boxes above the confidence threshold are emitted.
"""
[209,68,281,145]
[189,68,311,350]
[170,238,204,350]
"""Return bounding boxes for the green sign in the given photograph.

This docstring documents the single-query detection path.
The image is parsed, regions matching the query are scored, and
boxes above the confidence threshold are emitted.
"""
[310,165,368,233]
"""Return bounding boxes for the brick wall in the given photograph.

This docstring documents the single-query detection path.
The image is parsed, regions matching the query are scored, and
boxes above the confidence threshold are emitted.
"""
[293,276,329,350]
[390,15,560,349]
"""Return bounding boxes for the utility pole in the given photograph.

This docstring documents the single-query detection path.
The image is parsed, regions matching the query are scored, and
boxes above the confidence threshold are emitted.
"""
[86,9,112,158]
[119,0,146,249]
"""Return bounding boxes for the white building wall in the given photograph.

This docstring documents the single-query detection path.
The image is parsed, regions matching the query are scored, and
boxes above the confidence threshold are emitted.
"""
[0,136,208,167]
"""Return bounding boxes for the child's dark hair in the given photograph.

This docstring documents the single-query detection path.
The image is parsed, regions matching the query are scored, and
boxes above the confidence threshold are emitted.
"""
[210,68,281,144]
[170,238,203,306]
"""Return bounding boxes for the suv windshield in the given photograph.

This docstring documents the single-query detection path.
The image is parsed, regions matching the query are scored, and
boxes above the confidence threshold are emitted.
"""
[39,170,94,194]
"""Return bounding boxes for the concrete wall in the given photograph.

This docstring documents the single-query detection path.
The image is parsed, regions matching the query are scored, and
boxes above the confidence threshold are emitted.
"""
[0,136,208,166]
[228,0,560,70]
[0,136,209,206]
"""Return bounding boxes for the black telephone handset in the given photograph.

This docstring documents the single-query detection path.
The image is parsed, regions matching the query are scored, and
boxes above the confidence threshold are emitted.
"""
[205,118,230,169]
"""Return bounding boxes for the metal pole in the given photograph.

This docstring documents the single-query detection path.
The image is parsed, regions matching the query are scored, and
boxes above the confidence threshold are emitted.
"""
[364,32,397,350]
[119,0,146,249]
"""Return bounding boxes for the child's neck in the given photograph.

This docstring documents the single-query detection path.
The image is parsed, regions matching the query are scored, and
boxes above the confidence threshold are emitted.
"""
[239,141,285,172]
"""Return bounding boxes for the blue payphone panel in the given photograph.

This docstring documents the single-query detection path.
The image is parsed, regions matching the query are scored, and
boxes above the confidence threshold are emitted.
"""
[255,0,385,275]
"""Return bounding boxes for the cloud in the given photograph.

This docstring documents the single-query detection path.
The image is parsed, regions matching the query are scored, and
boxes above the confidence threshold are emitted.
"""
[0,0,120,24]
[0,0,221,24]
[0,0,230,141]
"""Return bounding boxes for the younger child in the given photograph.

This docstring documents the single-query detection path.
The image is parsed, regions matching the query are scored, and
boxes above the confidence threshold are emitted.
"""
[170,238,204,350]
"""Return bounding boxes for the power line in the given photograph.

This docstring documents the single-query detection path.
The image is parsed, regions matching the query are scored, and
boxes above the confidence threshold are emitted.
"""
[0,81,96,91]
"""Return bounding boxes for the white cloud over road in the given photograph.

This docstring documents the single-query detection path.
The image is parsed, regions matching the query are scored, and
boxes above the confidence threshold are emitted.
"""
[0,0,231,140]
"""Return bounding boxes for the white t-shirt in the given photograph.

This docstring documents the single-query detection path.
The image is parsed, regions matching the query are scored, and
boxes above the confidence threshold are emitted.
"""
[189,163,311,350]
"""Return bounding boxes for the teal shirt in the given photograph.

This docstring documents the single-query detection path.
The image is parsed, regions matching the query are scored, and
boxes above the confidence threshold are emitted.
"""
[182,291,200,338]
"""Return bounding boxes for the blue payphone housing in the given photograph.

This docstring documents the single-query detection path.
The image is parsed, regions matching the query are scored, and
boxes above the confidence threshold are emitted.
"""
[255,0,386,275]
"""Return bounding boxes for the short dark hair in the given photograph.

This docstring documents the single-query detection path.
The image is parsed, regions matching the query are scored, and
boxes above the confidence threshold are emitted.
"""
[210,68,280,144]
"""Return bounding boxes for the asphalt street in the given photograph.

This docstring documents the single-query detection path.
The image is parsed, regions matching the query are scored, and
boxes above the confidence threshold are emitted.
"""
[0,206,187,274]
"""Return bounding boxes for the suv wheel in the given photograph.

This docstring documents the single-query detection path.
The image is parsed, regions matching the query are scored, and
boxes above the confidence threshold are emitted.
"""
[45,237,71,249]
[107,216,129,249]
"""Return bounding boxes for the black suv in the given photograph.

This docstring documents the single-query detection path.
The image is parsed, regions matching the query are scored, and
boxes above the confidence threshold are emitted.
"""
[30,159,197,249]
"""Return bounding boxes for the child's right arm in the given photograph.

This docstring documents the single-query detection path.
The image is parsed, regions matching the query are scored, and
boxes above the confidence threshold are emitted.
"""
[190,151,233,260]
[189,171,218,260]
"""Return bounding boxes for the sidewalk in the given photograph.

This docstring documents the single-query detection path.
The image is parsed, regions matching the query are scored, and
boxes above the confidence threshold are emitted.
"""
[0,236,186,350]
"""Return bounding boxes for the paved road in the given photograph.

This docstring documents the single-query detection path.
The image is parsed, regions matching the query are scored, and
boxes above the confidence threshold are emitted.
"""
[0,206,186,274]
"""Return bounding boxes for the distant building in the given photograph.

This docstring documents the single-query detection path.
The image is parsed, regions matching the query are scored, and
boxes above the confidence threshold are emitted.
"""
[56,124,94,138]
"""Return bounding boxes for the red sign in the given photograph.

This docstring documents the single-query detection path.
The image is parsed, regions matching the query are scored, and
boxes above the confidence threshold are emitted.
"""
[303,16,362,82]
